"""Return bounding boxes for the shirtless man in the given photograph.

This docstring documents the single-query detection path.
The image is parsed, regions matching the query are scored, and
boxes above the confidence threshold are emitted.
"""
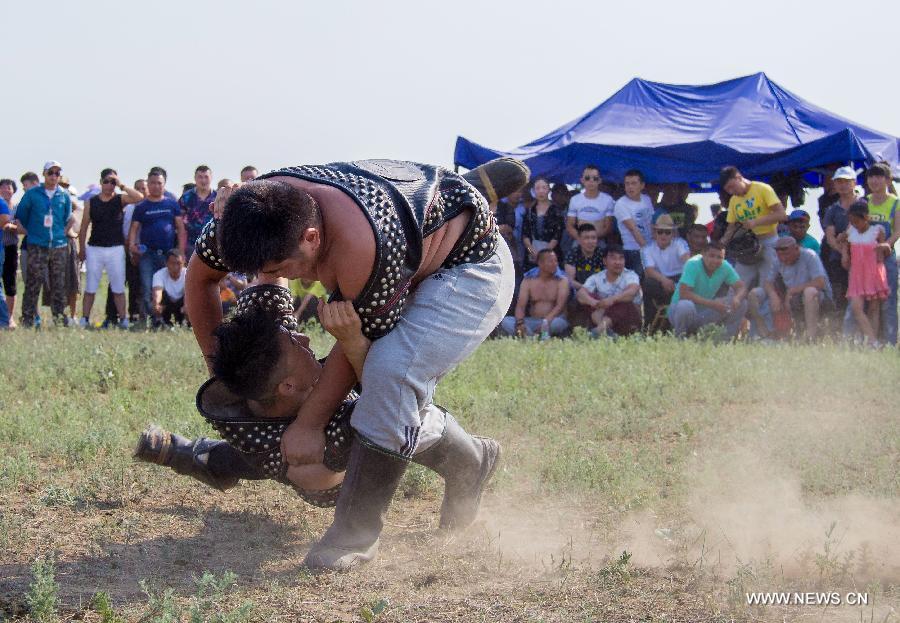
[499,248,569,337]
[185,159,528,570]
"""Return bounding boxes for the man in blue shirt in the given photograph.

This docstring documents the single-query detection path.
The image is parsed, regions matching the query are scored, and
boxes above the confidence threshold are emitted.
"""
[13,161,73,326]
[128,169,186,321]
[179,165,216,259]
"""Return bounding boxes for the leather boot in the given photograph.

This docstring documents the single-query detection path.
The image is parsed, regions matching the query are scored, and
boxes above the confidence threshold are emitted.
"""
[303,438,407,572]
[463,158,530,204]
[133,425,239,492]
[412,412,501,530]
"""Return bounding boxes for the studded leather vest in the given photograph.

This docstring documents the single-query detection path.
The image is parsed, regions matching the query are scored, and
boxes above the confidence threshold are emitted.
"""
[195,160,499,339]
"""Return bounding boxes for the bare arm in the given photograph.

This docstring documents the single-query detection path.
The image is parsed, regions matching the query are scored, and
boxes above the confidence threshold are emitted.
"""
[721,222,738,245]
[318,300,371,380]
[120,184,144,205]
[127,221,141,254]
[679,282,724,310]
[78,202,92,259]
[185,252,228,371]
[745,202,786,230]
[621,218,646,247]
[564,263,581,290]
[515,280,531,321]
[565,216,579,241]
[546,278,568,320]
[605,282,640,306]
[174,216,186,254]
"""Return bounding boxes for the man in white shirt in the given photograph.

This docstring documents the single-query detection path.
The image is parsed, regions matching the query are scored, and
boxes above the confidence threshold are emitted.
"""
[613,169,654,278]
[576,245,642,337]
[566,165,615,244]
[641,214,690,331]
[152,249,186,326]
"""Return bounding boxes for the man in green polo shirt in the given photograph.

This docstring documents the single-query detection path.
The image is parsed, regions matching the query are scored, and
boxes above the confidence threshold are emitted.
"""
[668,241,747,338]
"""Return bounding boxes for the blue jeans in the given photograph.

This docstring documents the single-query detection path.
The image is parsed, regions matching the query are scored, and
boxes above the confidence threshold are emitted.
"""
[139,250,168,317]
[0,248,8,326]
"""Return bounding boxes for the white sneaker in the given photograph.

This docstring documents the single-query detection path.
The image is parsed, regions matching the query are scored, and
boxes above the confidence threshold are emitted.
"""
[78,317,89,328]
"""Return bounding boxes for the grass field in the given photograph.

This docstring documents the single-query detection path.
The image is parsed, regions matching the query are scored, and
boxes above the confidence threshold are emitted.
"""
[1,324,898,622]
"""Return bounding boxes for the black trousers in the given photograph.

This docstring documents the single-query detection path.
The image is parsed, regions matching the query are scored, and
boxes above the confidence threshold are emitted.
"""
[105,256,144,322]
[158,292,185,325]
[2,244,17,296]
[642,273,680,332]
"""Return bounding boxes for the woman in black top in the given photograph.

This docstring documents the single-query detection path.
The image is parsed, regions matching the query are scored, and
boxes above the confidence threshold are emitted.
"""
[77,168,144,326]
[521,177,564,269]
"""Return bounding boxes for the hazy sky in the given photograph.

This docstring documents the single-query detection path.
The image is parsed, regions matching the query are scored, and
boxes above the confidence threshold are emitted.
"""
[3,0,899,201]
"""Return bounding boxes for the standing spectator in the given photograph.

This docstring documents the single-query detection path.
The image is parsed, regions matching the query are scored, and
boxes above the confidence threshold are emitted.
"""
[686,223,709,256]
[861,163,898,345]
[217,178,233,190]
[576,245,642,337]
[552,182,574,253]
[180,165,217,259]
[782,209,820,253]
[497,190,525,314]
[667,242,748,338]
[642,214,690,331]
[654,183,697,237]
[59,176,83,324]
[129,170,186,322]
[14,161,73,327]
[79,168,144,328]
[706,203,721,236]
[17,172,40,285]
[0,190,11,326]
[747,237,832,341]
[522,177,564,270]
[565,165,614,244]
[564,223,605,328]
[613,169,654,277]
[840,200,889,346]
[1,179,20,327]
[822,166,857,323]
[240,165,258,182]
[151,249,187,326]
[817,163,841,224]
[719,166,787,289]
[499,248,569,337]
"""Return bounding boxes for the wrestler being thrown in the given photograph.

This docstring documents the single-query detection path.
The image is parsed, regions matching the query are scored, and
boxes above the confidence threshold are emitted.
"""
[184,158,529,571]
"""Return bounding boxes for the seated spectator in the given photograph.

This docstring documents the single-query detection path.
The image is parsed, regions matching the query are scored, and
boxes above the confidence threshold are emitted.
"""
[747,236,833,341]
[522,178,564,269]
[654,183,697,237]
[291,278,328,324]
[667,242,748,338]
[499,248,569,338]
[641,215,690,331]
[576,245,642,337]
[151,249,186,326]
[686,223,710,256]
[782,209,820,253]
[564,223,604,328]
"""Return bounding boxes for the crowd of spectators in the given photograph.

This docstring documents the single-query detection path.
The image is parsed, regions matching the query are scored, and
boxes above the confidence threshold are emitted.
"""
[493,163,899,348]
[0,160,896,349]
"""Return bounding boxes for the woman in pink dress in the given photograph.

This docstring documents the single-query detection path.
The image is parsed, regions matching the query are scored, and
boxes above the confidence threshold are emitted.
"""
[840,200,889,345]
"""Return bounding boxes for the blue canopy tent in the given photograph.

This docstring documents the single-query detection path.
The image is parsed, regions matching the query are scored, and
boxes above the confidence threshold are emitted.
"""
[454,72,900,185]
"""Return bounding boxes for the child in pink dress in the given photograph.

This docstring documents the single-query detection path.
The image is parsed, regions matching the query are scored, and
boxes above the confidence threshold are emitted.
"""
[840,200,889,345]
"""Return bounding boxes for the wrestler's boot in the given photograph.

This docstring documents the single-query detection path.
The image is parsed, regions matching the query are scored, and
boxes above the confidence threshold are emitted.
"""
[303,438,407,572]
[462,157,530,204]
[412,412,501,530]
[133,425,239,492]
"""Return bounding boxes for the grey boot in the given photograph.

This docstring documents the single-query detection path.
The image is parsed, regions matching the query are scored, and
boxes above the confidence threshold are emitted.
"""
[303,438,407,572]
[133,425,239,492]
[412,412,501,530]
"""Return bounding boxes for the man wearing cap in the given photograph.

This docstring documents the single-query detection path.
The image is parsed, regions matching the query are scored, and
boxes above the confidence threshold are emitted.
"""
[719,166,787,289]
[13,161,74,326]
[641,214,690,331]
[822,166,858,322]
[783,209,820,253]
[747,236,832,341]
[861,163,898,345]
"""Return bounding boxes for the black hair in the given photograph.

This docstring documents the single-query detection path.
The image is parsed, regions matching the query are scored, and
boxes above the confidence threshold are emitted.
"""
[848,199,869,219]
[623,169,645,183]
[241,165,258,175]
[20,171,39,185]
[866,162,891,180]
[148,166,167,180]
[536,248,557,260]
[688,223,709,236]
[100,168,117,180]
[706,240,726,252]
[195,164,211,174]
[182,182,196,194]
[219,180,321,274]
[719,166,740,188]
[576,222,597,234]
[212,309,284,402]
[582,164,600,175]
[604,244,625,258]
[0,178,17,193]
[166,249,184,261]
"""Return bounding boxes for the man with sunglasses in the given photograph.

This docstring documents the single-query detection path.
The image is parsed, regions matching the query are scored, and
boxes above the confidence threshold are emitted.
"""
[13,161,74,327]
[566,165,614,245]
[78,168,144,327]
[641,214,690,331]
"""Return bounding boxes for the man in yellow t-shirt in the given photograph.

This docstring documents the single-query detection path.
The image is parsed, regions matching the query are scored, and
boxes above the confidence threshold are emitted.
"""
[290,278,328,324]
[719,166,787,288]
